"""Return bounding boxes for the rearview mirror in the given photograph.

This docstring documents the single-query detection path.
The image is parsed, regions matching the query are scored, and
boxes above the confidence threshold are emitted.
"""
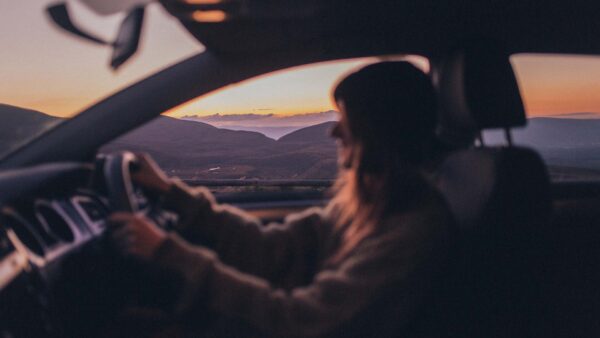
[46,3,146,70]
[110,6,145,70]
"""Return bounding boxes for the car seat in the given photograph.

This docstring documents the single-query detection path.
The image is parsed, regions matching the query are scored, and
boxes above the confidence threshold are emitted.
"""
[407,40,553,338]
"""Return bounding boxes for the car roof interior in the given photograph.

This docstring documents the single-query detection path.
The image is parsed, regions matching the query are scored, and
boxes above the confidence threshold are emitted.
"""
[162,0,600,56]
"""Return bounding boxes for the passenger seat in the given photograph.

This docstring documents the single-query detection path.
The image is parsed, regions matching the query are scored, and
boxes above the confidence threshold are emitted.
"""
[412,41,554,338]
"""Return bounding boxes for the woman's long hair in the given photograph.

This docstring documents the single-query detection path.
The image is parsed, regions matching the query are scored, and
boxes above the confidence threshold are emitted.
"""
[327,61,439,263]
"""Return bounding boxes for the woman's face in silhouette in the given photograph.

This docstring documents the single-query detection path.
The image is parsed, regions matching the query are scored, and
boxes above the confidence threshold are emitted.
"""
[331,100,355,169]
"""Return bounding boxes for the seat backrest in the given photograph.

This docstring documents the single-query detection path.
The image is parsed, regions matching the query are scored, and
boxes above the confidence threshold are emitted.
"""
[434,38,552,232]
[438,147,551,231]
[410,40,554,338]
[436,150,552,338]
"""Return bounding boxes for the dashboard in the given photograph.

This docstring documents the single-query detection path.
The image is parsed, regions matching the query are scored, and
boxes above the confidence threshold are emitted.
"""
[0,157,321,337]
[0,161,122,336]
[0,162,107,279]
[1,190,108,268]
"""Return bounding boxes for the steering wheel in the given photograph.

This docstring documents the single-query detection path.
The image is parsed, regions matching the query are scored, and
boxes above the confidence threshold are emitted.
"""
[101,151,177,229]
[86,151,176,330]
[103,151,140,212]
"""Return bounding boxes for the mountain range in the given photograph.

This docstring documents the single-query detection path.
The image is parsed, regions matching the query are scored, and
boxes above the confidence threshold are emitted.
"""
[0,104,61,157]
[485,118,600,171]
[3,103,600,180]
[102,117,337,179]
[182,110,338,139]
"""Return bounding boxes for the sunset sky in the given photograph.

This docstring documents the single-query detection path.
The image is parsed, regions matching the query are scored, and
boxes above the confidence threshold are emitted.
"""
[2,1,600,120]
[511,55,600,116]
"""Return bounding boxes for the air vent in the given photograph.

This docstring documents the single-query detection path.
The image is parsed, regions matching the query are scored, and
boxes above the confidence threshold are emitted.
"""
[0,229,15,260]
[71,195,109,235]
[35,204,75,243]
[1,212,45,257]
[78,199,108,223]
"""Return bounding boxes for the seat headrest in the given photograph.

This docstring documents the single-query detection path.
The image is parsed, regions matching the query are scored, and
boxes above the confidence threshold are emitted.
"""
[436,40,526,145]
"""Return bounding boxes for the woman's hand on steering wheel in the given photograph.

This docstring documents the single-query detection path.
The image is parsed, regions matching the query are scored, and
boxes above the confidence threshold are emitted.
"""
[131,153,173,195]
[108,212,167,260]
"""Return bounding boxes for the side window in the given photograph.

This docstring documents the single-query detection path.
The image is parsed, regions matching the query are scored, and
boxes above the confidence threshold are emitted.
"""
[102,56,429,192]
[484,54,600,182]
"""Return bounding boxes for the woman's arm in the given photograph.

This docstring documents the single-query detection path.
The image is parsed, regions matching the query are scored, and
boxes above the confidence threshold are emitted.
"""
[153,206,450,338]
[161,180,332,281]
[131,154,332,280]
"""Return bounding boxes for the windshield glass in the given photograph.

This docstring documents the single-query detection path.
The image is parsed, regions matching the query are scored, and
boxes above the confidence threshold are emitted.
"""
[101,55,429,192]
[0,0,201,158]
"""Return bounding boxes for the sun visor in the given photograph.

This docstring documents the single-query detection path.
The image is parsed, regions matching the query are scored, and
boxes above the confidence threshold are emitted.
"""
[437,40,526,144]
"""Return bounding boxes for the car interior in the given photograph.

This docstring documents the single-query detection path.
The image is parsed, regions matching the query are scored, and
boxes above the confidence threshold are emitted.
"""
[2,0,600,337]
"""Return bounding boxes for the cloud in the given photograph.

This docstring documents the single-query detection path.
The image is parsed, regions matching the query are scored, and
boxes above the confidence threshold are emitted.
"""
[186,113,274,122]
[183,110,338,127]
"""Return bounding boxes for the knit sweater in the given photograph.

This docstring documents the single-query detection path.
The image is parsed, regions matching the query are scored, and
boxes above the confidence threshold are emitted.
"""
[153,179,452,338]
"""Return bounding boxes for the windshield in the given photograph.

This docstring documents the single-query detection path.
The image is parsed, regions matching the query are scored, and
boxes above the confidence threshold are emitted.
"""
[0,0,201,158]
[100,55,430,192]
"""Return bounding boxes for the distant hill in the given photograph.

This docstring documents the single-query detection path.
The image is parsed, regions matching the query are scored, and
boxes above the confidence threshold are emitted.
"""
[104,116,276,151]
[206,126,302,140]
[101,115,600,180]
[485,117,600,171]
[268,122,338,179]
[8,106,600,180]
[0,105,338,179]
[485,118,600,148]
[545,112,600,119]
[102,116,278,176]
[279,121,336,144]
[183,110,338,139]
[102,117,338,179]
[517,118,600,148]
[0,104,61,156]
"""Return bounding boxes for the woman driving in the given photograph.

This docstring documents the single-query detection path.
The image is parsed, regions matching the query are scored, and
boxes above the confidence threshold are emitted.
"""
[108,61,452,338]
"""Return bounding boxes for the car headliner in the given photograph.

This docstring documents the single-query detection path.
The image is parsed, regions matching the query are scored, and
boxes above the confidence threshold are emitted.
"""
[1,0,600,169]
[162,0,600,56]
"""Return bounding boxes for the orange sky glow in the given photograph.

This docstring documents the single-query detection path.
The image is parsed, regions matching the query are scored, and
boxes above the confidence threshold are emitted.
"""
[164,55,429,118]
[2,1,600,120]
[511,55,600,117]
